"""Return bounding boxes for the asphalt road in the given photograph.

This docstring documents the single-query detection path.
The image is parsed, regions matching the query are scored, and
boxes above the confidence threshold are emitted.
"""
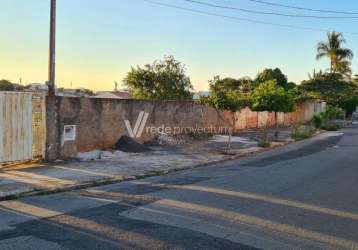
[1,126,358,249]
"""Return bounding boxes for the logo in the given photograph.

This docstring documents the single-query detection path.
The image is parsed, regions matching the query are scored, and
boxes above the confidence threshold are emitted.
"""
[125,111,150,138]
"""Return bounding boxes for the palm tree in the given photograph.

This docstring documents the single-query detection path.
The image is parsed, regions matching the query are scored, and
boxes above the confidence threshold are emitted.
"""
[336,59,352,78]
[316,31,354,76]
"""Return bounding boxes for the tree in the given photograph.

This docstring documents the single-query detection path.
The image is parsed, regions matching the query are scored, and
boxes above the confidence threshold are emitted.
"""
[339,96,358,116]
[353,74,358,85]
[0,80,15,91]
[336,59,352,78]
[200,76,249,111]
[251,80,295,113]
[123,56,193,100]
[308,69,325,80]
[316,31,354,77]
[289,85,313,104]
[304,72,358,116]
[237,77,256,94]
[301,73,357,108]
[251,80,295,141]
[198,76,249,152]
[255,68,293,89]
[204,76,255,100]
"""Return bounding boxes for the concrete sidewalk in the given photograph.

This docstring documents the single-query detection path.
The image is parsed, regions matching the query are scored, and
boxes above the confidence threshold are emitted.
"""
[0,129,318,201]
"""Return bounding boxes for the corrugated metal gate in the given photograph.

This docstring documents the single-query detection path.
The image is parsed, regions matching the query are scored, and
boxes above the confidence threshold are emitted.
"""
[0,92,46,164]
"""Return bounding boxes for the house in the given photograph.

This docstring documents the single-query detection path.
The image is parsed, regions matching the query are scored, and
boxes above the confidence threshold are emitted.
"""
[57,88,94,97]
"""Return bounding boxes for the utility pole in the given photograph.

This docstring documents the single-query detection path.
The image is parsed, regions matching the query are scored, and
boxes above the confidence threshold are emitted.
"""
[48,0,56,96]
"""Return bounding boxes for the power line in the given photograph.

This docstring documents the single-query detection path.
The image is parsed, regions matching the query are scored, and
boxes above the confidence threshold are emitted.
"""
[183,0,358,19]
[248,0,358,15]
[142,0,358,35]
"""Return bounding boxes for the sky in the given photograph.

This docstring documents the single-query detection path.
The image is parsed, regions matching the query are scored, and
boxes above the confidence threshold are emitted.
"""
[1,0,358,91]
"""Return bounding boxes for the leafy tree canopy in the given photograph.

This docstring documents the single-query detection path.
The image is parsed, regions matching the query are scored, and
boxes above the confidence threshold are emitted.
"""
[198,76,250,112]
[251,80,295,113]
[339,96,358,116]
[354,74,358,85]
[255,68,294,89]
[300,73,357,106]
[288,85,313,104]
[123,56,193,100]
[0,79,15,91]
[209,76,255,96]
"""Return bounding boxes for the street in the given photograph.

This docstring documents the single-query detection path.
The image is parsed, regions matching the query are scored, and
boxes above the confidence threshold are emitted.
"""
[0,126,357,249]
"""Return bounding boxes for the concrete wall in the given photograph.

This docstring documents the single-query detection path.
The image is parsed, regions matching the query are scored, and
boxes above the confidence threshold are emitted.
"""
[48,97,230,159]
[46,97,324,159]
[232,101,322,131]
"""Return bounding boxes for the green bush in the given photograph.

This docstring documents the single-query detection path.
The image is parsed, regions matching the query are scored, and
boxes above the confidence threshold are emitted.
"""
[321,123,342,131]
[322,106,345,120]
[312,114,323,129]
[312,106,345,131]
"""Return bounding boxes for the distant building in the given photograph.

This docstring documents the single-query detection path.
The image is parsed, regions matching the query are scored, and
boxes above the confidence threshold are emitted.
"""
[25,83,48,92]
[94,91,131,99]
[56,88,95,97]
[19,83,132,99]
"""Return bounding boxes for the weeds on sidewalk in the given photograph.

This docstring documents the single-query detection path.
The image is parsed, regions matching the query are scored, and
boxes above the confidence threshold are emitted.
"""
[291,123,315,141]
